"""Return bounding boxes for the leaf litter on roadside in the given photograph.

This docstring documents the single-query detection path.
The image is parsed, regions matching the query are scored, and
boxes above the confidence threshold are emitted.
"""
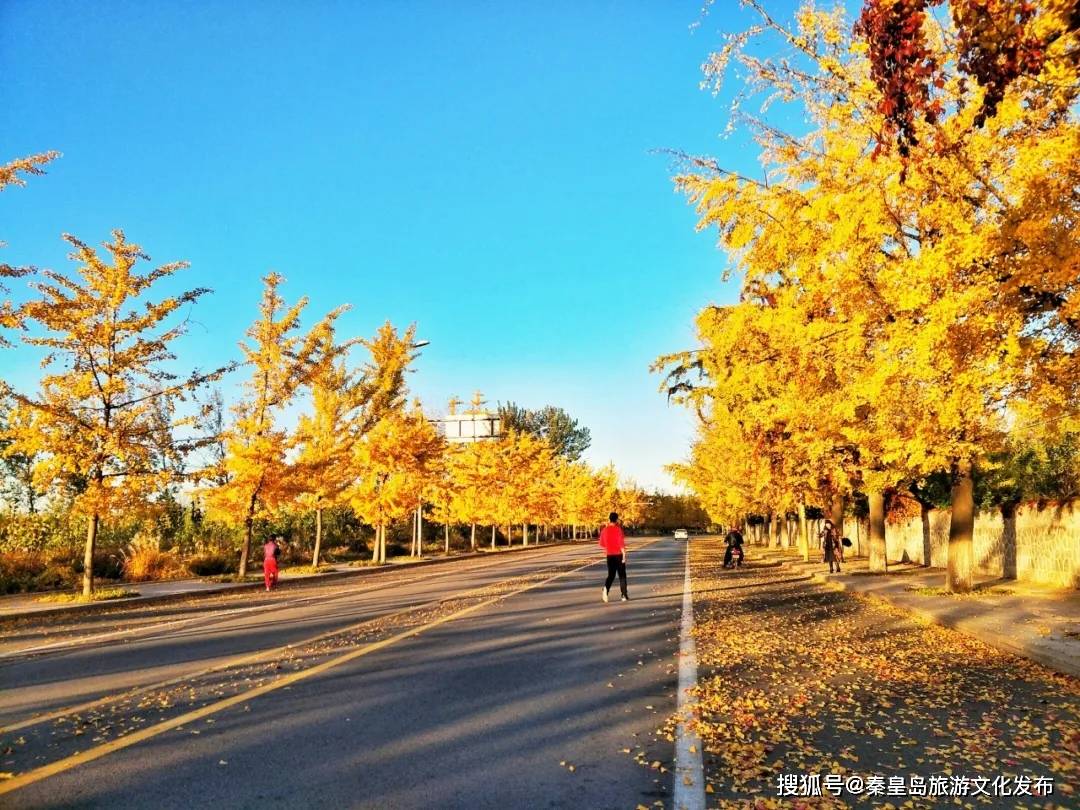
[648,545,1079,808]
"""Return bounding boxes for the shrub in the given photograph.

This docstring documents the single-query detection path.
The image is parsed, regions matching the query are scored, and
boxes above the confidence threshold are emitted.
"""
[0,552,85,594]
[0,551,48,594]
[34,565,71,591]
[0,512,83,555]
[122,536,186,582]
[187,553,236,577]
[71,552,125,580]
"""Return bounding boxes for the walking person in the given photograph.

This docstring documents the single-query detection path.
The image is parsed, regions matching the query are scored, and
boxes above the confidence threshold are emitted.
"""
[263,535,282,591]
[820,519,842,573]
[599,512,628,602]
[724,525,745,569]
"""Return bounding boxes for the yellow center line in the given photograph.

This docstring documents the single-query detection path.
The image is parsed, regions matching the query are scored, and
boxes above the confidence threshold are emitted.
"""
[0,543,598,735]
[0,553,612,797]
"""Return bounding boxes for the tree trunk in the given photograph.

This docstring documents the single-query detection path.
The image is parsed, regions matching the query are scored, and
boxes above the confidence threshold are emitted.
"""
[491,525,496,550]
[947,459,975,593]
[830,492,845,541]
[312,506,323,568]
[572,523,577,541]
[82,512,100,597]
[797,502,809,562]
[470,522,476,550]
[919,502,932,566]
[522,522,528,546]
[444,522,450,555]
[868,490,887,572]
[414,501,423,557]
[372,524,380,562]
[239,489,258,579]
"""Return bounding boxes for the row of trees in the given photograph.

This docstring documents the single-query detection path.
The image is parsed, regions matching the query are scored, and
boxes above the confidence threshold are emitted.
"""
[0,155,644,595]
[657,1,1079,592]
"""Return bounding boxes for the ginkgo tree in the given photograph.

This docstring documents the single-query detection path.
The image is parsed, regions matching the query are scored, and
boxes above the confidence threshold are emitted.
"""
[7,231,228,596]
[660,0,1078,591]
[203,273,344,578]
[446,438,499,550]
[294,322,418,567]
[348,403,445,563]
[427,445,462,554]
[487,431,556,546]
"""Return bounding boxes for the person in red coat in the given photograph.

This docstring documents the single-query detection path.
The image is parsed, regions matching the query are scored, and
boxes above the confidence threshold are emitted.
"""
[598,512,628,602]
[263,536,281,591]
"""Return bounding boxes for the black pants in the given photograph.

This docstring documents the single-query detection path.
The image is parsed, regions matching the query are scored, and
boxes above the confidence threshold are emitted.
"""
[605,555,628,597]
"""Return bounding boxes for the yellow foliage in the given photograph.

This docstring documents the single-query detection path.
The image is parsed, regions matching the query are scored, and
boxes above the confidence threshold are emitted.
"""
[4,230,227,594]
[657,1,1080,570]
[202,273,344,575]
[348,403,445,562]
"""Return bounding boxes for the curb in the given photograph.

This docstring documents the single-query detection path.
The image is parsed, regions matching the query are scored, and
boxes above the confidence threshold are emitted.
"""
[810,572,1080,680]
[0,541,581,622]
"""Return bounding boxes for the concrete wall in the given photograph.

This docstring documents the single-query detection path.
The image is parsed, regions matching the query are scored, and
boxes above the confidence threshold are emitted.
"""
[878,501,1080,589]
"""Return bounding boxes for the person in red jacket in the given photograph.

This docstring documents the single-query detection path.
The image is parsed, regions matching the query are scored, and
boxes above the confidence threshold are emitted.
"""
[263,535,281,591]
[599,512,628,602]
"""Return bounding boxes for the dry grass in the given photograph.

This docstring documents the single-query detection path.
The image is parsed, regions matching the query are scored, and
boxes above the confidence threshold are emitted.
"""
[206,573,263,584]
[906,584,1016,597]
[122,535,186,582]
[36,587,138,603]
[286,564,336,576]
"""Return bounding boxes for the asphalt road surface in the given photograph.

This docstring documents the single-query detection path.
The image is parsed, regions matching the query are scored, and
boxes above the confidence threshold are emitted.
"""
[0,538,687,809]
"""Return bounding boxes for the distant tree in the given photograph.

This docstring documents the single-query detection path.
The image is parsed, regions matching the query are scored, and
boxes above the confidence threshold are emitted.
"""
[641,492,710,532]
[295,322,416,566]
[497,402,591,461]
[349,404,444,563]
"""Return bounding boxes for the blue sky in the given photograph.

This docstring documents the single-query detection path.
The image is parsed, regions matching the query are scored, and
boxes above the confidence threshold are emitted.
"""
[0,1,802,490]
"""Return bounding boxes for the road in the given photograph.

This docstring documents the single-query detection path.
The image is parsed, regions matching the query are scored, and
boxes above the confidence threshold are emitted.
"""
[0,538,687,809]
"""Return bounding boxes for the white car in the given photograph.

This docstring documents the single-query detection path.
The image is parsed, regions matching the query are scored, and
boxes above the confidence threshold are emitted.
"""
[674,528,689,540]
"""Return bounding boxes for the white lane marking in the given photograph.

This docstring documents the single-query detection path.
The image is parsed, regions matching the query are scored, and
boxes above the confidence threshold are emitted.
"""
[674,540,706,810]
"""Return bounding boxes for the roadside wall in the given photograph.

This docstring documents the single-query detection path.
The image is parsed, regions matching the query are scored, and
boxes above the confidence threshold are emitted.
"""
[878,501,1080,589]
